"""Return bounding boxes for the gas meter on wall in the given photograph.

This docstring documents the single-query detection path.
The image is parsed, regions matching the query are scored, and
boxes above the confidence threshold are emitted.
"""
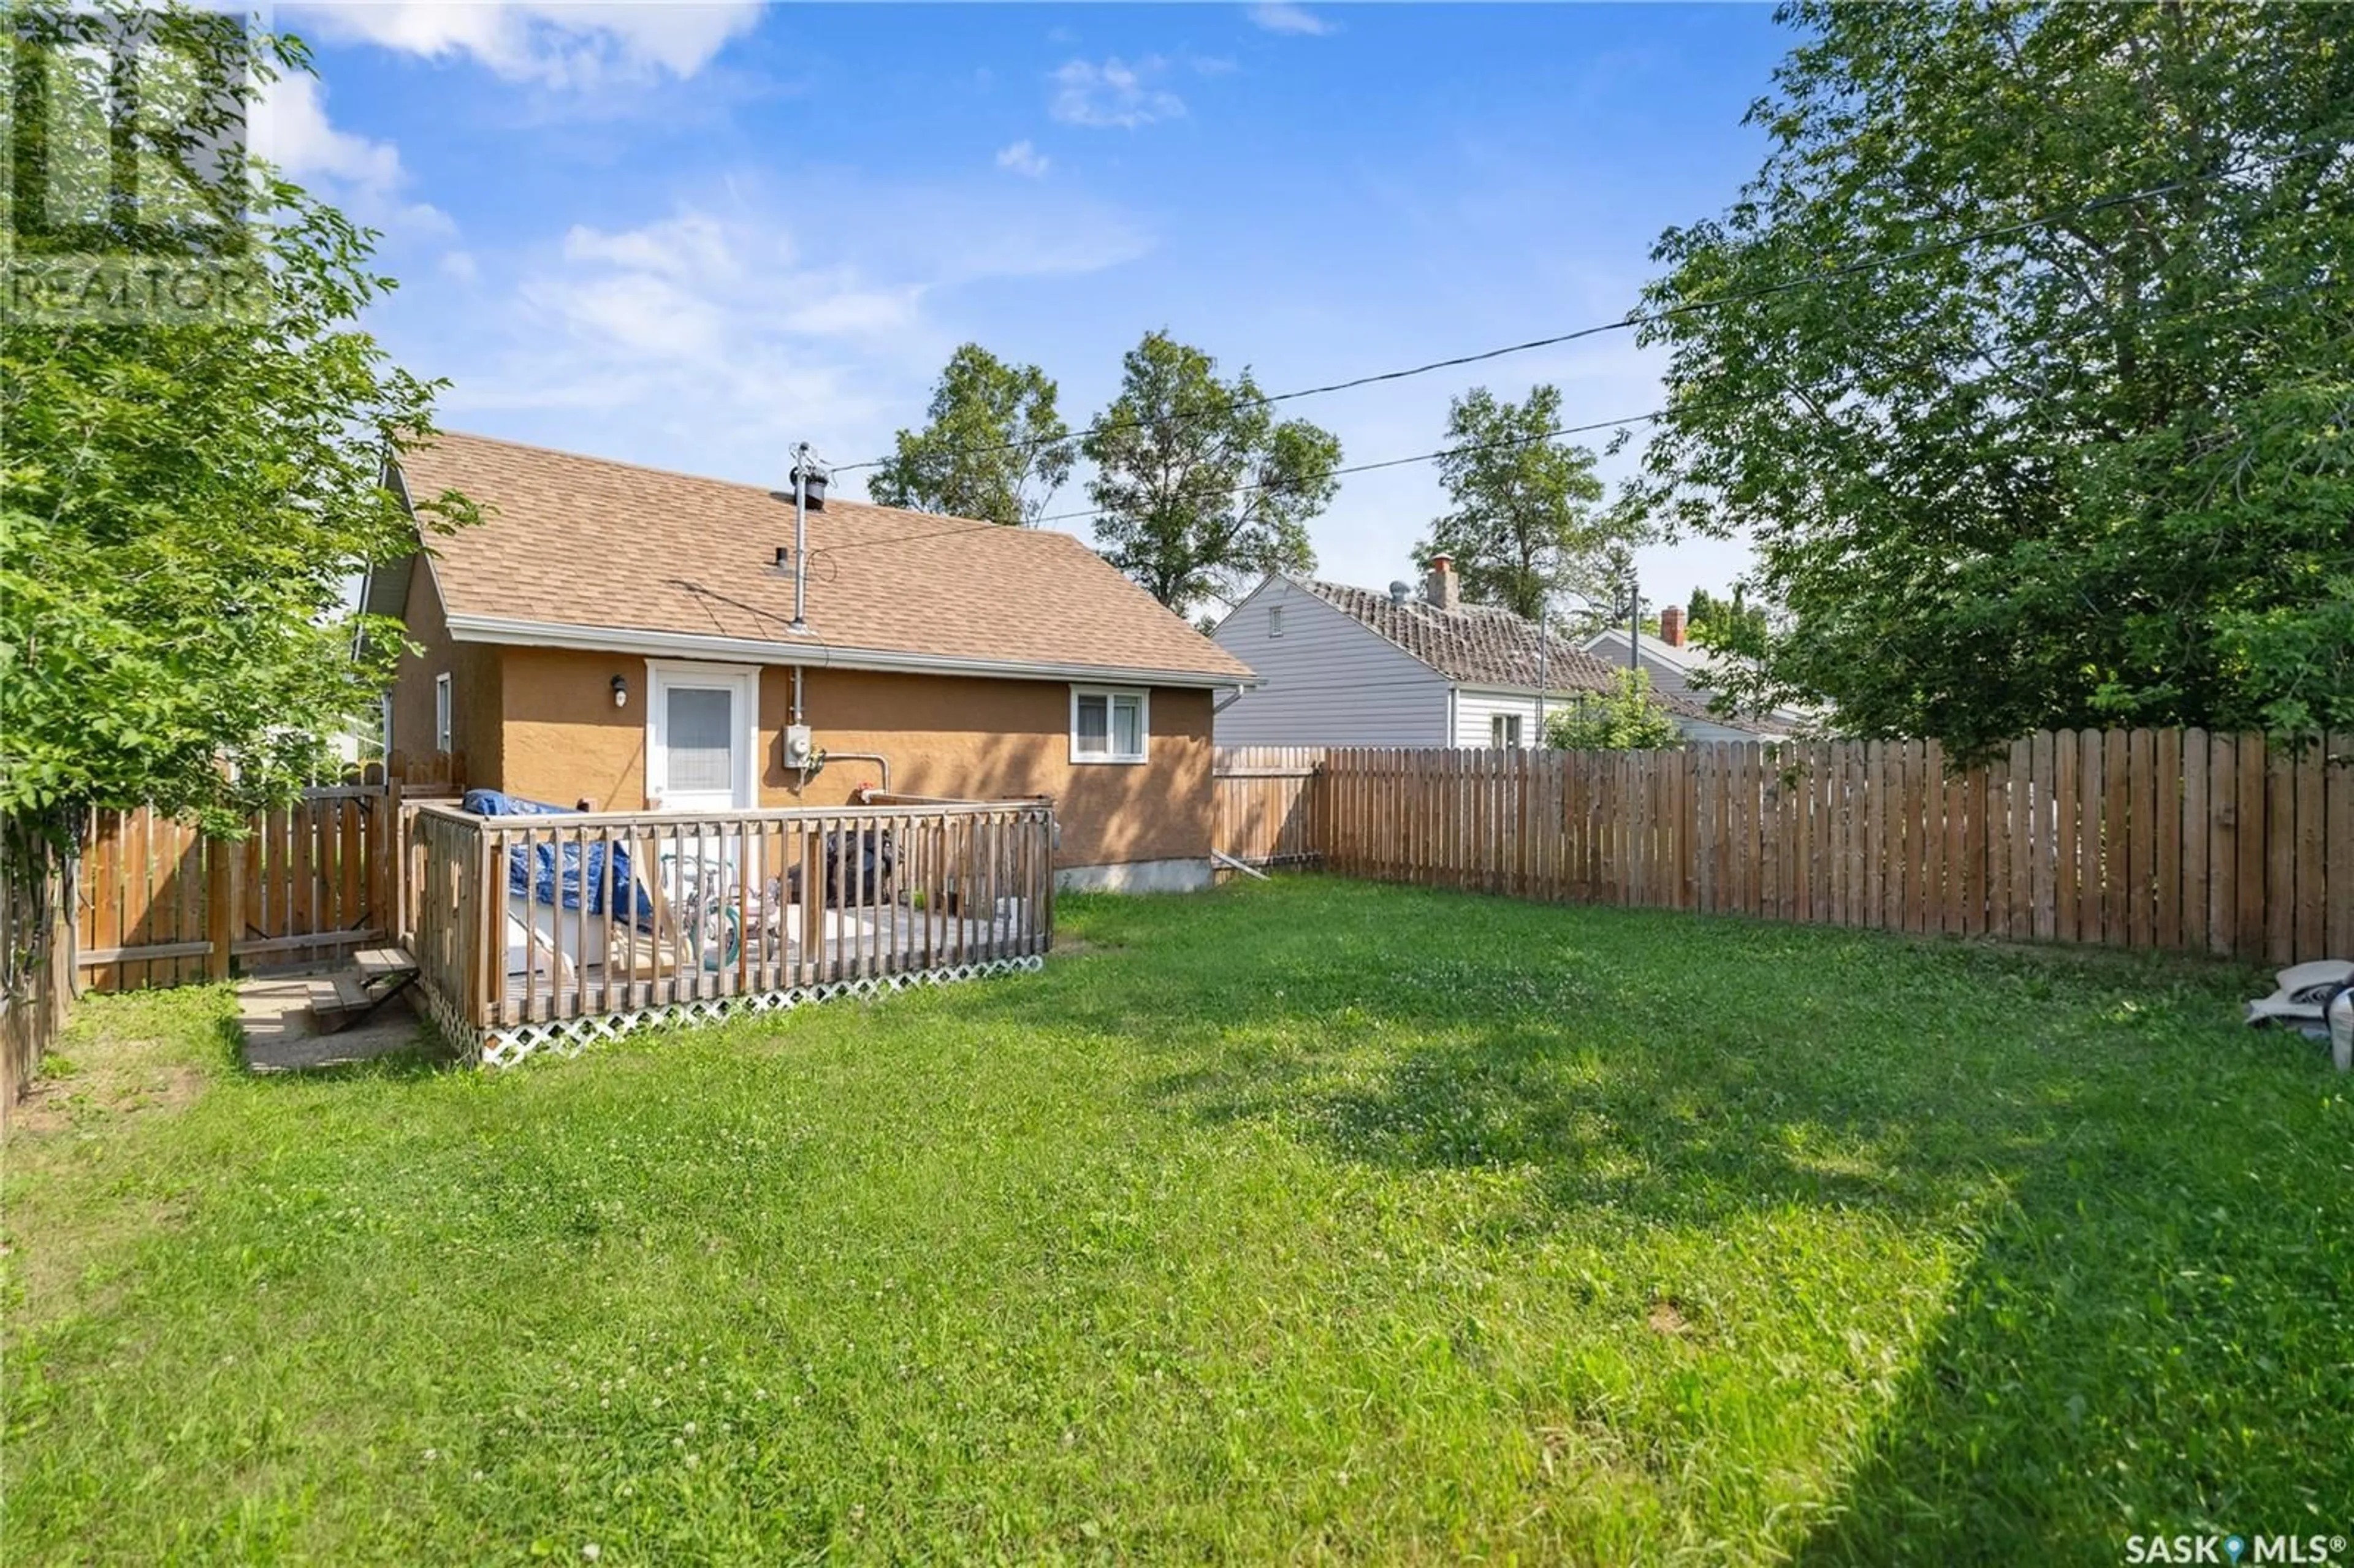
[782,724,815,767]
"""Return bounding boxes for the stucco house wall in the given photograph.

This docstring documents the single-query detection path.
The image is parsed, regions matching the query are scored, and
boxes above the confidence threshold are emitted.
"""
[394,570,1214,883]
[387,555,503,788]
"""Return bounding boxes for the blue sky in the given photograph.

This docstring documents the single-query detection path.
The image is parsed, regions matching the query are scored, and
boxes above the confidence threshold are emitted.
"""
[270,2,1791,611]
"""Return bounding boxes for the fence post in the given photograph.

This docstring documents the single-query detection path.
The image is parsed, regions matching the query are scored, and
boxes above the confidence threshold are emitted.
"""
[207,834,238,981]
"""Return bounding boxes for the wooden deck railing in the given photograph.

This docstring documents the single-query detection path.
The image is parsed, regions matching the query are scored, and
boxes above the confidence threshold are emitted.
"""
[401,799,1055,1054]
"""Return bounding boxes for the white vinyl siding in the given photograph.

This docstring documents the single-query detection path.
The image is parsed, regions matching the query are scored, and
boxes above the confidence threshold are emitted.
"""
[1209,581,1450,747]
[1452,689,1546,748]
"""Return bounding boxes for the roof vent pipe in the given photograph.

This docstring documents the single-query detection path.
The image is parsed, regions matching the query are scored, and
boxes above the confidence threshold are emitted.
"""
[1388,580,1413,605]
[788,443,828,631]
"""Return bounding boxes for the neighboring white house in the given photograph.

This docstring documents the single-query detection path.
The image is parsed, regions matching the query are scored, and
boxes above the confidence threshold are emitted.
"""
[1210,559,1773,748]
[1582,604,1815,740]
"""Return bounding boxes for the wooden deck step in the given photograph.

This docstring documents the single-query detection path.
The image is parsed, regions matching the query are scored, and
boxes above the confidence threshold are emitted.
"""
[354,946,418,985]
[305,973,375,1029]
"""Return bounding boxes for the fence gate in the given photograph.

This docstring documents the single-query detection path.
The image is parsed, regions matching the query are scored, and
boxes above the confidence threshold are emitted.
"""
[1213,747,1327,872]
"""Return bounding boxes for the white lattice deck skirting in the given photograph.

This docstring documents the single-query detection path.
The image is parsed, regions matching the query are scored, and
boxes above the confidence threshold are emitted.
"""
[421,956,1045,1068]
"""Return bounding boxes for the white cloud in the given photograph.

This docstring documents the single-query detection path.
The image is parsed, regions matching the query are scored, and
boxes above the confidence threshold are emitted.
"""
[466,207,880,467]
[282,2,761,89]
[423,178,1153,486]
[254,72,452,237]
[533,210,926,356]
[994,140,1049,178]
[562,211,752,280]
[779,284,924,337]
[1247,2,1335,36]
[439,249,479,283]
[528,266,727,359]
[259,72,401,190]
[1050,57,1186,129]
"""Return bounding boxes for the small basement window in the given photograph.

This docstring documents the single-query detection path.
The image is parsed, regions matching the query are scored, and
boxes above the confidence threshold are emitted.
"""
[1491,712,1523,749]
[1071,686,1148,764]
[434,672,452,754]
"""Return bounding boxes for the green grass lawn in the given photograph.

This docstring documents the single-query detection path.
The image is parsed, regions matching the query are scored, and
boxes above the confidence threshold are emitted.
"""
[6,878,2350,1564]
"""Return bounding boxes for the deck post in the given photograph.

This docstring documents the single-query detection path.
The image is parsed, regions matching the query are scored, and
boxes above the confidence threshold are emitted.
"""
[799,826,824,988]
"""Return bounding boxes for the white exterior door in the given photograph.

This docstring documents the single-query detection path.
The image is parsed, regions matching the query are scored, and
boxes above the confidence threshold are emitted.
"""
[647,662,759,811]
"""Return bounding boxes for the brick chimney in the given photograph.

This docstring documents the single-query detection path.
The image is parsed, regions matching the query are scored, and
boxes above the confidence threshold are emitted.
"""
[1423,554,1460,611]
[1659,604,1686,648]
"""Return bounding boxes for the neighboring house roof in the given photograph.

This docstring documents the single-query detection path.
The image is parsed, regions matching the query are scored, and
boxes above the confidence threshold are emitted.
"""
[1581,625,1715,680]
[1582,626,1819,734]
[1287,577,1743,728]
[373,432,1254,688]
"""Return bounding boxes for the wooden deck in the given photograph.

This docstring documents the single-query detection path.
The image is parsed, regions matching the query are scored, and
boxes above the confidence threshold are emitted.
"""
[401,799,1055,1061]
[489,898,1042,1025]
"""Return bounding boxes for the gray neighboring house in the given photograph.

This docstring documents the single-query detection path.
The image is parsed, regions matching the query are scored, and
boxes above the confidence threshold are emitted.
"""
[1210,558,1773,748]
[1582,604,1815,741]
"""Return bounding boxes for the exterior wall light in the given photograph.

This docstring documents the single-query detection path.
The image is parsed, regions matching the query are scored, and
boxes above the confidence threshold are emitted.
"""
[611,674,628,709]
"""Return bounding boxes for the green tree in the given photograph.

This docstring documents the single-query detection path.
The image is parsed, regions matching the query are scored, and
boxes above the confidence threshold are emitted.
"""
[1,2,471,831]
[1083,330,1339,615]
[1686,585,1769,652]
[866,343,1075,527]
[1415,386,1623,622]
[1629,2,2354,752]
[1542,671,1683,752]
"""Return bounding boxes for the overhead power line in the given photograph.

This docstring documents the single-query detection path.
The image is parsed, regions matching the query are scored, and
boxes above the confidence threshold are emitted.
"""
[827,138,2341,478]
[810,268,2337,563]
[815,412,1663,557]
[1028,411,1663,528]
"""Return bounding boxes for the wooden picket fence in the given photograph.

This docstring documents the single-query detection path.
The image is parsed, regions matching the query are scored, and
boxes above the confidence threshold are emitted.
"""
[3,817,75,1116]
[76,783,402,991]
[1311,732,2351,965]
[1213,747,1327,871]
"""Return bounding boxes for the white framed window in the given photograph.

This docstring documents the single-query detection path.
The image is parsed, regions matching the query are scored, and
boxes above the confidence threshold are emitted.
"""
[1491,712,1523,749]
[1070,685,1149,764]
[1267,604,1285,637]
[433,672,452,754]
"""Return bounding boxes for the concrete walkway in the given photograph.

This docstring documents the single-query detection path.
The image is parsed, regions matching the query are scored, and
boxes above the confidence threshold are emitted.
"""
[236,977,436,1073]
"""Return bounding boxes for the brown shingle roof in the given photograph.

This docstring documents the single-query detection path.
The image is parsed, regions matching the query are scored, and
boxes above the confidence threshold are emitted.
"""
[1294,577,1734,725]
[388,431,1255,685]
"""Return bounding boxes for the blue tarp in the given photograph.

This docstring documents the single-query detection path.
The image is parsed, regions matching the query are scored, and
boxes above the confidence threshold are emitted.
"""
[462,790,656,932]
